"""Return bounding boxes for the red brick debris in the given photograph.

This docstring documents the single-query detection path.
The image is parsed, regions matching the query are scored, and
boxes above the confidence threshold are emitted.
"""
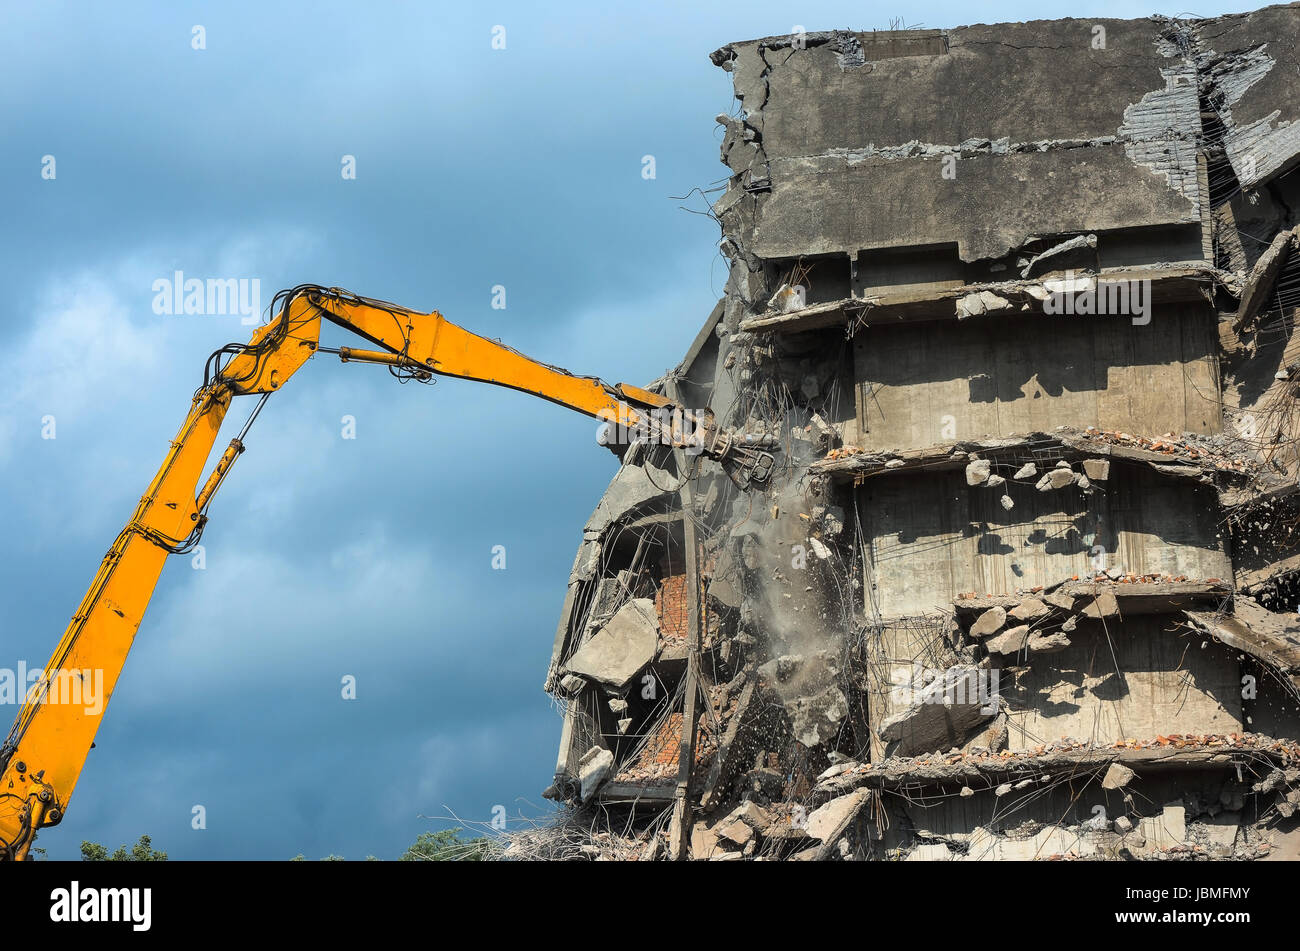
[655,574,689,644]
[1079,427,1254,472]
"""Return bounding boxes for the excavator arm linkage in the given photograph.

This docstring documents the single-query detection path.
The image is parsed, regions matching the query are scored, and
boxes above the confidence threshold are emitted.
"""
[0,284,773,859]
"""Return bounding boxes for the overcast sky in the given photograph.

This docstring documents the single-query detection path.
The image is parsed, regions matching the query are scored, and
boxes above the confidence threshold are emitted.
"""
[1,0,1259,859]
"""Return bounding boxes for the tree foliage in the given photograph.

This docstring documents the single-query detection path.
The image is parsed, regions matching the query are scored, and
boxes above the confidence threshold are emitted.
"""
[399,828,492,861]
[80,834,167,861]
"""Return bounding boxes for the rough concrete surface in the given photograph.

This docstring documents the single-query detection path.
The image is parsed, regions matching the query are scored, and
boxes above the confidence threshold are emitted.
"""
[513,4,1300,863]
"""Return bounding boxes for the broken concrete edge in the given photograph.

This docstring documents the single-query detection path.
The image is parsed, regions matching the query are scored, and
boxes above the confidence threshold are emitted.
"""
[1232,225,1300,332]
[878,665,999,756]
[561,597,660,689]
[713,10,1300,272]
[953,579,1233,612]
[578,745,616,802]
[812,427,1263,484]
[1183,601,1300,683]
[1237,549,1300,593]
[811,733,1300,801]
[543,543,599,694]
[1221,476,1300,511]
[738,266,1225,335]
[709,28,949,67]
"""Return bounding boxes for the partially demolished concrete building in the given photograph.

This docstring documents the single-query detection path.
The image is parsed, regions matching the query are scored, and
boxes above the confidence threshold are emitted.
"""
[525,5,1300,861]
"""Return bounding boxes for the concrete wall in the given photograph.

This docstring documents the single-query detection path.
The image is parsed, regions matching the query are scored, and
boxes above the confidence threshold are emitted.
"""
[728,20,1179,154]
[713,16,1219,267]
[860,467,1231,617]
[851,304,1221,448]
[755,149,1201,263]
[1005,617,1244,749]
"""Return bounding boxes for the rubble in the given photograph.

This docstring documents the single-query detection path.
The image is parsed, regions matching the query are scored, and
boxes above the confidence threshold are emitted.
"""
[969,607,1006,638]
[804,789,869,853]
[877,666,998,755]
[985,625,1030,655]
[578,746,614,802]
[533,5,1300,862]
[562,598,659,688]
[1102,762,1137,790]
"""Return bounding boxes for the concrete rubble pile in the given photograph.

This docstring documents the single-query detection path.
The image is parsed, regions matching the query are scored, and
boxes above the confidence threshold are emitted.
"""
[517,5,1300,861]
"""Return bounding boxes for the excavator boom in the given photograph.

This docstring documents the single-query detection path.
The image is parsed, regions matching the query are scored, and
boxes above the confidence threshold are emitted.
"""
[0,285,773,859]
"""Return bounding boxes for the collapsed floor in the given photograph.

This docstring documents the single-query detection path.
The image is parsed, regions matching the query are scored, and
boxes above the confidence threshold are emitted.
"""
[514,5,1300,860]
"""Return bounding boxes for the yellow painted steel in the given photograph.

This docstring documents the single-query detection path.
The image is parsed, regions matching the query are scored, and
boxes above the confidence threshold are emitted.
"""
[0,286,696,859]
[0,388,233,858]
[309,290,676,433]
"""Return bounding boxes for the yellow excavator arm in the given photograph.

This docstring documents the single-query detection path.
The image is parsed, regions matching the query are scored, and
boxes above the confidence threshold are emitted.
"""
[0,285,774,860]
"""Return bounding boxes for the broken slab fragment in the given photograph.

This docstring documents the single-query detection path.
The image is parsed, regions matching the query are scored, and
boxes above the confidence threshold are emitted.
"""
[1020,233,1097,278]
[583,452,678,537]
[970,606,1007,638]
[578,746,614,801]
[578,572,632,643]
[818,762,855,781]
[1233,226,1299,332]
[1136,805,1186,851]
[985,624,1030,654]
[1045,589,1078,611]
[1080,591,1120,619]
[1082,458,1110,482]
[789,686,849,748]
[1046,468,1078,489]
[1102,762,1136,790]
[558,673,585,695]
[725,800,772,830]
[957,290,1013,319]
[805,789,869,844]
[714,816,754,847]
[1008,597,1049,621]
[1027,630,1071,654]
[563,598,659,688]
[965,459,991,485]
[879,665,998,755]
[690,822,726,859]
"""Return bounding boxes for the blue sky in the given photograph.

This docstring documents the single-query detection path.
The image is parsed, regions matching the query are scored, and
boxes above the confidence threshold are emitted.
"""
[1,0,1260,859]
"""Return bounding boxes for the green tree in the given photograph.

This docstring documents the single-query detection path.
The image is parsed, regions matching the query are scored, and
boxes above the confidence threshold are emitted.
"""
[399,828,492,861]
[289,852,378,860]
[80,834,167,861]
